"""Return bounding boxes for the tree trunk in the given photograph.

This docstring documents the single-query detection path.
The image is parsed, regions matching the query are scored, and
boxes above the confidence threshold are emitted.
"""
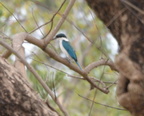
[0,57,58,116]
[86,0,144,116]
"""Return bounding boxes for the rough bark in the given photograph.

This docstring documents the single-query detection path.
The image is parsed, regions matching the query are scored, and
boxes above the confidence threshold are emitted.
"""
[86,0,144,116]
[0,57,58,116]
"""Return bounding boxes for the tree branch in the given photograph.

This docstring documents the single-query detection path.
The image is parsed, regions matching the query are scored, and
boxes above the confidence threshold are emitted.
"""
[3,32,107,93]
[43,0,76,48]
[31,58,107,88]
[1,32,109,93]
[25,34,109,93]
[121,0,144,15]
[84,59,118,73]
[30,0,66,34]
[0,40,69,116]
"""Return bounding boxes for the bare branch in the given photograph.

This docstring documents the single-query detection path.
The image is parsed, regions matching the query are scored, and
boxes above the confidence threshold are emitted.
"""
[121,0,144,15]
[88,63,107,116]
[0,40,69,116]
[26,34,109,93]
[65,17,93,43]
[29,57,107,88]
[106,8,126,27]
[78,94,126,111]
[31,8,44,36]
[43,48,109,93]
[1,32,109,93]
[84,59,118,73]
[121,0,144,25]
[0,2,28,32]
[42,0,66,39]
[43,0,76,48]
[106,80,118,89]
[30,0,66,34]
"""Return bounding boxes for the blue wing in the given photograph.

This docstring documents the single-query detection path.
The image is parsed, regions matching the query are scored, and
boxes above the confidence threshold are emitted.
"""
[62,40,77,62]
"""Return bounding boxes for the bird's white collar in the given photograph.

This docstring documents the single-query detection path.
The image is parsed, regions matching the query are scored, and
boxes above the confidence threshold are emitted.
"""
[59,37,69,41]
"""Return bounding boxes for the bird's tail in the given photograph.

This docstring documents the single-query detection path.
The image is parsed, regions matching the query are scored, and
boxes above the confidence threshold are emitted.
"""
[76,61,82,70]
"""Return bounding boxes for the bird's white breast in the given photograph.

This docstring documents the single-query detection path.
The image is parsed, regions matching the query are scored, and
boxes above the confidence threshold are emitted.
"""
[59,37,70,58]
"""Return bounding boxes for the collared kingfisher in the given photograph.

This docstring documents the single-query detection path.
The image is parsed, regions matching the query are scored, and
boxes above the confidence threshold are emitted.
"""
[54,33,82,70]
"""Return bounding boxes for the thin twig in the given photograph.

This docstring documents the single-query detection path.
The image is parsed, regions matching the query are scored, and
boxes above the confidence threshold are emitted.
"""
[121,0,144,25]
[31,8,44,36]
[30,57,106,87]
[31,7,58,53]
[89,61,107,116]
[30,0,66,34]
[103,81,117,84]
[121,0,144,15]
[42,0,66,39]
[46,100,60,116]
[89,9,103,49]
[30,52,58,98]
[43,0,76,48]
[88,8,109,58]
[106,8,126,27]
[0,2,28,32]
[30,10,92,43]
[106,80,118,89]
[64,17,92,43]
[78,94,126,111]
[0,40,69,116]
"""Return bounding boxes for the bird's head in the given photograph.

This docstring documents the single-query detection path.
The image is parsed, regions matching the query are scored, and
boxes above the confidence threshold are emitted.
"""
[53,33,67,40]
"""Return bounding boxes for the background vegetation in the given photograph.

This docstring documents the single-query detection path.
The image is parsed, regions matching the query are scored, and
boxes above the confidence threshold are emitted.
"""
[0,0,130,115]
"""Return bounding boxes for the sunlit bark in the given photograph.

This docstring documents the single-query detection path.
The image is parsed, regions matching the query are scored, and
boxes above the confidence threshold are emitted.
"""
[0,57,58,116]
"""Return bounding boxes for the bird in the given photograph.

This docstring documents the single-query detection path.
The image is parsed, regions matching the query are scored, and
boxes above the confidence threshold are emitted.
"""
[54,33,82,70]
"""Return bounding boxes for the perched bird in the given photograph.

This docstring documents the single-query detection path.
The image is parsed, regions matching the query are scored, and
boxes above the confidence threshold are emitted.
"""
[54,33,82,70]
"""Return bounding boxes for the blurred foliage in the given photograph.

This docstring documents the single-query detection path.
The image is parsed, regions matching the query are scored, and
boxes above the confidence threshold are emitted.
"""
[0,0,129,116]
